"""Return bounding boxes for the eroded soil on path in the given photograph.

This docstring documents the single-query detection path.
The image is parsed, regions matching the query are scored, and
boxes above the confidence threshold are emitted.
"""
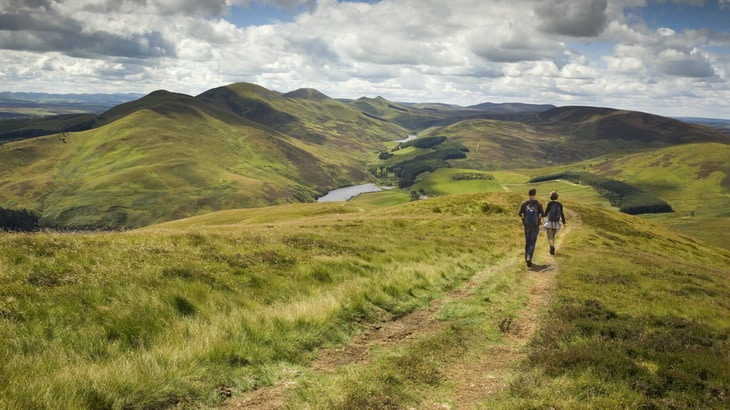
[225,220,574,409]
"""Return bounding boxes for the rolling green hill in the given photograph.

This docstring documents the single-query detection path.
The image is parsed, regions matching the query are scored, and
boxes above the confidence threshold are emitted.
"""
[587,143,730,248]
[537,106,729,145]
[418,106,730,169]
[197,83,405,157]
[419,118,561,169]
[1,82,728,232]
[0,85,414,228]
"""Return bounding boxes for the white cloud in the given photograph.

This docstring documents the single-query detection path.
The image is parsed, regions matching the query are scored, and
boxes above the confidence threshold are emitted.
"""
[604,54,645,73]
[0,0,728,118]
[657,27,676,37]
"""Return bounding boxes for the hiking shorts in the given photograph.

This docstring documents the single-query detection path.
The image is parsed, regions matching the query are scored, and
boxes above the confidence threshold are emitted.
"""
[546,227,557,242]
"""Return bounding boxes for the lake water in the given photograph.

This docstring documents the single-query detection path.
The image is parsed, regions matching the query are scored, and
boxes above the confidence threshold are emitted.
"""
[317,135,412,202]
[317,183,389,202]
[395,134,417,143]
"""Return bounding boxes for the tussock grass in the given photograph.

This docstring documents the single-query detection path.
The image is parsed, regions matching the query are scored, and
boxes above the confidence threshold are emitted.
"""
[2,193,728,408]
[291,263,531,409]
[0,193,521,408]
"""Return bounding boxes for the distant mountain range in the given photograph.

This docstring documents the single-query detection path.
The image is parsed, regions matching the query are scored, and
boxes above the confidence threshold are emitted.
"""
[0,91,145,119]
[0,83,728,229]
[676,117,730,133]
[3,90,730,133]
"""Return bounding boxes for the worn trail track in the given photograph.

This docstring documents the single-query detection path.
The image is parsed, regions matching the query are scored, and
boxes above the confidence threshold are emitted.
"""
[225,218,574,409]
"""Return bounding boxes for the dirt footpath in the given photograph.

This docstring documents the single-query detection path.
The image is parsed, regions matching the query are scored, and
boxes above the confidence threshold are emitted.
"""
[225,219,573,409]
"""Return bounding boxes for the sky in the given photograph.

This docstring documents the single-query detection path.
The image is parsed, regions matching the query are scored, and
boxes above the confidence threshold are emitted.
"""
[1,0,730,119]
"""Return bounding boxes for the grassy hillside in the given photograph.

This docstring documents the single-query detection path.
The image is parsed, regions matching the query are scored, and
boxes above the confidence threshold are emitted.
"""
[363,142,727,249]
[398,168,614,210]
[419,118,563,169]
[484,202,730,409]
[416,107,729,170]
[0,194,517,409]
[0,102,347,228]
[348,96,459,130]
[571,143,730,248]
[1,83,728,232]
[0,86,414,229]
[198,83,407,149]
[1,193,728,408]
[537,106,730,145]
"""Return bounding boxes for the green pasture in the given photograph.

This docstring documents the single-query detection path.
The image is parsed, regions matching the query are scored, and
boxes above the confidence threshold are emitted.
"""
[365,167,616,212]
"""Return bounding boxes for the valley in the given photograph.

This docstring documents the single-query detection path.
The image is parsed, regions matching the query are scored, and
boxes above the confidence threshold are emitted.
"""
[1,82,728,242]
[0,82,729,408]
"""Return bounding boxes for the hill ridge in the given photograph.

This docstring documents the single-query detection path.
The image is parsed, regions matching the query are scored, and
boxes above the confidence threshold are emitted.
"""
[1,82,728,230]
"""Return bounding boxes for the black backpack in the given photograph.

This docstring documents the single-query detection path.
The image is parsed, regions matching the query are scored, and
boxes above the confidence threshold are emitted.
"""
[524,203,539,227]
[548,202,562,222]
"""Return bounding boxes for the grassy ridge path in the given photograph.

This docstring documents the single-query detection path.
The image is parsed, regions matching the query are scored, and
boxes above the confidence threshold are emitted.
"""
[224,214,576,409]
[448,216,574,407]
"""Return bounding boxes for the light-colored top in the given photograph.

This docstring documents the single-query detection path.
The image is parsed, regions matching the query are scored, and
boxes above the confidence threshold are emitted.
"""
[543,220,561,230]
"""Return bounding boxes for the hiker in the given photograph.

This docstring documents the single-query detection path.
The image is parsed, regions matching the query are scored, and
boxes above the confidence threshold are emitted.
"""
[518,188,545,267]
[543,191,566,255]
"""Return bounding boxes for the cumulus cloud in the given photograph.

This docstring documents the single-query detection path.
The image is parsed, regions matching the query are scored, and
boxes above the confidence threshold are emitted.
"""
[0,0,176,58]
[468,23,562,63]
[0,0,728,118]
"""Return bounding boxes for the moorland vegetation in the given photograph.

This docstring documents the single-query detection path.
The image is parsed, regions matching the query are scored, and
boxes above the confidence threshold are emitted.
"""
[1,194,728,408]
[1,82,729,408]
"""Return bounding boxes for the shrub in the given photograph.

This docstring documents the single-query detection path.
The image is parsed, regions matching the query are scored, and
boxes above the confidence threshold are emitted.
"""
[452,172,494,181]
[0,207,40,231]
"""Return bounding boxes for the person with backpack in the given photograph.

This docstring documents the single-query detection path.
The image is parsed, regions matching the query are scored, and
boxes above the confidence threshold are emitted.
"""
[518,188,545,267]
[543,191,566,255]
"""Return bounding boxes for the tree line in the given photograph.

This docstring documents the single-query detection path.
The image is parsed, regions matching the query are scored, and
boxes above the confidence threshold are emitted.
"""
[531,171,673,215]
[0,207,40,231]
[388,137,469,188]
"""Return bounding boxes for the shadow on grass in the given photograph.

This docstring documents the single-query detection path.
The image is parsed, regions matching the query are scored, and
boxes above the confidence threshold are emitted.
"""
[528,263,552,272]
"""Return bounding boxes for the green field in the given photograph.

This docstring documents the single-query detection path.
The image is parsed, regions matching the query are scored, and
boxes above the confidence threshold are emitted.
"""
[357,167,616,214]
[1,193,728,408]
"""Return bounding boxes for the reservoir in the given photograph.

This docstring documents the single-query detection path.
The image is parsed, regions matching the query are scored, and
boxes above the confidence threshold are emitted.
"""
[395,134,417,143]
[317,135,409,202]
[317,183,387,202]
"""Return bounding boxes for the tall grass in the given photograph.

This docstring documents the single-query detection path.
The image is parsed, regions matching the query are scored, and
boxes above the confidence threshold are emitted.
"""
[3,193,727,408]
[0,194,519,408]
[290,254,531,408]
[484,203,730,409]
[274,199,730,409]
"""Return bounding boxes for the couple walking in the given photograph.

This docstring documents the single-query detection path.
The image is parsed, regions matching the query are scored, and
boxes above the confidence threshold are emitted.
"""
[518,188,566,267]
